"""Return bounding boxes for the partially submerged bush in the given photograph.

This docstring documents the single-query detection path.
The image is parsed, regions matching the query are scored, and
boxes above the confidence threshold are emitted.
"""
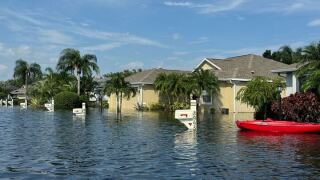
[149,103,165,111]
[271,92,320,122]
[54,91,80,109]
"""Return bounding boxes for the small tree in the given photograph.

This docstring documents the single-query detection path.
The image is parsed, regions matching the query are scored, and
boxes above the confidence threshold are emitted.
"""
[236,77,284,119]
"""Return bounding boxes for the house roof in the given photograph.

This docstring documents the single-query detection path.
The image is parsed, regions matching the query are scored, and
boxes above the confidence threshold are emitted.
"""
[271,63,299,73]
[126,68,190,85]
[10,86,26,95]
[199,54,292,81]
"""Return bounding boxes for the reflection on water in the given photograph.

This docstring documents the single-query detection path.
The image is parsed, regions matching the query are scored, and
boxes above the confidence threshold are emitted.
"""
[174,130,198,176]
[0,107,319,178]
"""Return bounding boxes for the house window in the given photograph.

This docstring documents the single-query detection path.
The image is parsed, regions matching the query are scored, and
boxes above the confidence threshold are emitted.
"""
[202,95,212,104]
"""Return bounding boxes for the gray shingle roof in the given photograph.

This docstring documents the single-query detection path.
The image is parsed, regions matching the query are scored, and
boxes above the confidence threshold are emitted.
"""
[10,87,26,95]
[205,54,292,80]
[126,68,190,85]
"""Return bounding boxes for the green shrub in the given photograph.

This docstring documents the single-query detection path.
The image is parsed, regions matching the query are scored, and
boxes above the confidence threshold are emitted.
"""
[54,91,80,109]
[210,107,216,114]
[102,100,109,108]
[170,102,189,111]
[149,103,165,111]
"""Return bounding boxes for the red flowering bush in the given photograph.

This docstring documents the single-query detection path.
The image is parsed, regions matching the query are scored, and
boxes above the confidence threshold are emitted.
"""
[271,92,320,123]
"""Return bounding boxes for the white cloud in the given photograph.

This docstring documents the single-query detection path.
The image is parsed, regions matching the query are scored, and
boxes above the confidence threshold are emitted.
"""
[73,28,167,48]
[164,0,246,14]
[251,0,320,14]
[121,61,144,70]
[172,33,182,40]
[164,1,192,7]
[308,19,320,27]
[82,43,124,51]
[38,29,73,45]
[188,36,209,44]
[0,64,8,71]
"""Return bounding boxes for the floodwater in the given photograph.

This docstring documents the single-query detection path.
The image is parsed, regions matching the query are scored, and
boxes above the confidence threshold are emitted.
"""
[0,107,319,179]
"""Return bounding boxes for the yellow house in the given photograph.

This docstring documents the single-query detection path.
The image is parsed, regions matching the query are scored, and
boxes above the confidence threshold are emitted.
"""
[108,68,189,111]
[109,54,293,114]
[195,54,292,114]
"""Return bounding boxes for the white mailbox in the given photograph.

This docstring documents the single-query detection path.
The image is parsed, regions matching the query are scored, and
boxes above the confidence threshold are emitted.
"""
[174,100,197,129]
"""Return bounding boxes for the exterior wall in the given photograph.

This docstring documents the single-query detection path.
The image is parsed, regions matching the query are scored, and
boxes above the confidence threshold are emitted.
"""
[284,72,300,97]
[108,92,139,111]
[142,85,160,107]
[108,84,160,111]
[199,63,214,70]
[212,81,255,114]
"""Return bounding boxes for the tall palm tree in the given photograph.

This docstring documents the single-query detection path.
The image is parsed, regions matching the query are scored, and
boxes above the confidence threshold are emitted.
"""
[104,72,136,113]
[191,69,219,106]
[13,59,42,103]
[56,48,100,95]
[296,42,320,95]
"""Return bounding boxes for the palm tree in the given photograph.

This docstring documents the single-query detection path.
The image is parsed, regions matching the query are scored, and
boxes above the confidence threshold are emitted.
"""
[13,59,42,104]
[57,48,100,95]
[296,42,320,95]
[154,73,171,104]
[104,72,136,113]
[191,69,219,106]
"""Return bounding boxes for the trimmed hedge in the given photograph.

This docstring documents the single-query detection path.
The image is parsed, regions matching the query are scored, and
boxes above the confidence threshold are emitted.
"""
[54,91,80,110]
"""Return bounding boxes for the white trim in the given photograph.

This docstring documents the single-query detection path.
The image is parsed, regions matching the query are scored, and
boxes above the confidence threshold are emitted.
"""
[271,68,297,73]
[193,58,222,72]
[219,78,251,82]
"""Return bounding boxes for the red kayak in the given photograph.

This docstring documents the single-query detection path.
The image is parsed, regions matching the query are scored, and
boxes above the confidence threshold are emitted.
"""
[236,119,320,133]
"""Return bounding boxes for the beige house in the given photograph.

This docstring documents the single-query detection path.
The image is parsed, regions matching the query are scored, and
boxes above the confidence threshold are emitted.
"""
[195,54,293,114]
[109,54,293,114]
[108,68,189,111]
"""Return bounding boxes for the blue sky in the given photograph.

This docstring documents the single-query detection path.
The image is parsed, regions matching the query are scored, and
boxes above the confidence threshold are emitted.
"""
[0,0,320,80]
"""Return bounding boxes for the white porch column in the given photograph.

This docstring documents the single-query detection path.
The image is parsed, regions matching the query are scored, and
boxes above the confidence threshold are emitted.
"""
[292,74,300,94]
[139,85,144,105]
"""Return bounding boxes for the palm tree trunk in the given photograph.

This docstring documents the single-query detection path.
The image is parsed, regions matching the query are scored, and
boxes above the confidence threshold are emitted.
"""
[25,71,28,107]
[75,66,81,96]
[77,73,81,96]
[116,92,120,114]
[120,92,122,114]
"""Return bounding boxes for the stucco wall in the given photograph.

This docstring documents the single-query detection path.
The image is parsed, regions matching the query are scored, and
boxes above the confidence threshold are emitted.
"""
[108,84,161,110]
[142,85,160,107]
[108,93,139,111]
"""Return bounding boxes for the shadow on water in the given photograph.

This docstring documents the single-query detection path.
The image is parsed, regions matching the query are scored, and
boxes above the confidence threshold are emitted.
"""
[0,107,319,178]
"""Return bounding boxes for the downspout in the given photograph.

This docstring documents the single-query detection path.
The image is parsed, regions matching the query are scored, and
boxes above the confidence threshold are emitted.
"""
[229,80,237,114]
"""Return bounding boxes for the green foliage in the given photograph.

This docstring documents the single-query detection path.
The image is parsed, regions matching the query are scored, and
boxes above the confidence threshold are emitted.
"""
[170,102,189,111]
[296,42,320,96]
[13,59,42,85]
[154,72,192,109]
[101,100,109,108]
[104,72,136,113]
[149,103,165,111]
[236,76,285,119]
[262,45,302,64]
[154,70,219,111]
[191,69,219,103]
[57,48,100,95]
[54,91,80,109]
[30,69,77,103]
